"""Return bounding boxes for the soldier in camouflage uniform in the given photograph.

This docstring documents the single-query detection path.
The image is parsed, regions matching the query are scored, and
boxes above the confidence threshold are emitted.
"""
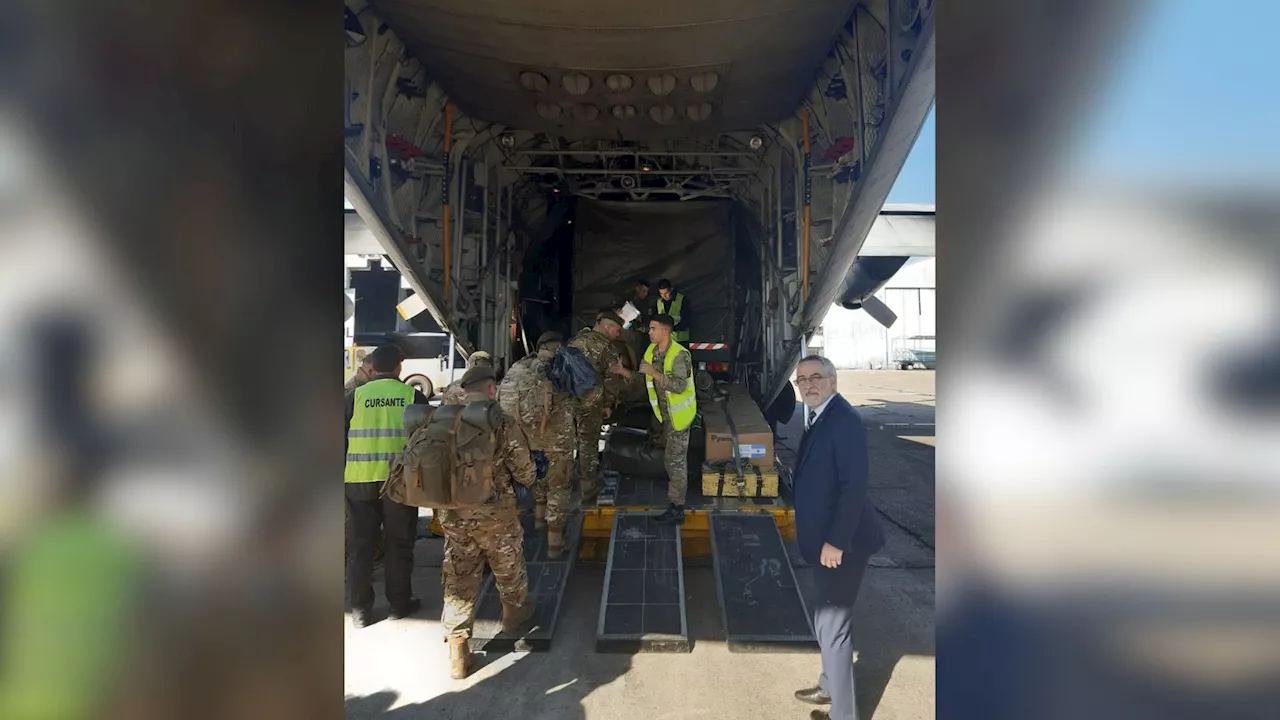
[620,277,656,331]
[439,350,493,405]
[431,350,495,539]
[567,312,626,501]
[343,354,375,395]
[498,331,575,557]
[438,366,536,680]
[613,314,695,525]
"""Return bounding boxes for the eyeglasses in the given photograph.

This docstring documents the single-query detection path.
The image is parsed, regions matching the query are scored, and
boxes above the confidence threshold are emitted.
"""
[795,374,830,386]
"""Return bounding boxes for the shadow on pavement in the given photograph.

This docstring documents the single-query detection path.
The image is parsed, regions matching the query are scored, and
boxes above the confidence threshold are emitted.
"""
[344,617,634,720]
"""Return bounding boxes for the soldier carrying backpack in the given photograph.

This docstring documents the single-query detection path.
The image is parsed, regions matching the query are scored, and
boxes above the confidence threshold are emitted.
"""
[383,365,536,680]
[497,331,576,558]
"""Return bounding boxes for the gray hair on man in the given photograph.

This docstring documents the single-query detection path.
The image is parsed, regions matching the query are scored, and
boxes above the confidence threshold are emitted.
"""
[798,354,836,379]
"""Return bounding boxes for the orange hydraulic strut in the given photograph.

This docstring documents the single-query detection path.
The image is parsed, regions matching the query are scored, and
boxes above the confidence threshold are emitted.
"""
[801,106,811,303]
[442,101,454,305]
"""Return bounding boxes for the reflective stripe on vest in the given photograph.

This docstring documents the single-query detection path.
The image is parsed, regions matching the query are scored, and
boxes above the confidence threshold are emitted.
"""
[657,293,689,343]
[345,378,415,483]
[657,293,684,326]
[644,341,698,432]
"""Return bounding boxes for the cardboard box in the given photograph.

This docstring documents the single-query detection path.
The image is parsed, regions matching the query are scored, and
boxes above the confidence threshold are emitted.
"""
[702,386,774,467]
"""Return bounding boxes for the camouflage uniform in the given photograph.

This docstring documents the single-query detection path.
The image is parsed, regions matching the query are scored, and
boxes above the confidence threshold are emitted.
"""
[649,344,694,505]
[498,353,576,530]
[438,412,536,639]
[567,328,622,496]
[343,374,364,395]
[628,293,658,331]
[420,380,470,537]
[439,380,468,406]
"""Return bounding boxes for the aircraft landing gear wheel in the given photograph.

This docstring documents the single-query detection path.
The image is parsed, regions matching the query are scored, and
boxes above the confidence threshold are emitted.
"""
[404,374,434,398]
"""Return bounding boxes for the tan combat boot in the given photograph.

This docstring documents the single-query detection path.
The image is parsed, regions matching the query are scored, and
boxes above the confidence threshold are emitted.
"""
[501,601,534,634]
[546,526,565,560]
[448,636,471,680]
[534,502,547,530]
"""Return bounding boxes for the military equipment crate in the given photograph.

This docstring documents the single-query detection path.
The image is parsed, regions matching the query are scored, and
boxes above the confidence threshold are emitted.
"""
[701,461,780,498]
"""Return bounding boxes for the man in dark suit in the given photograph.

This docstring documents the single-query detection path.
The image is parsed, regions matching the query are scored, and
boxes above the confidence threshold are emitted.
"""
[790,355,886,720]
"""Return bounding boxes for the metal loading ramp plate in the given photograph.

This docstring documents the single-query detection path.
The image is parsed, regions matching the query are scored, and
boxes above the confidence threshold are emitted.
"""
[596,512,690,653]
[710,513,818,653]
[468,511,581,653]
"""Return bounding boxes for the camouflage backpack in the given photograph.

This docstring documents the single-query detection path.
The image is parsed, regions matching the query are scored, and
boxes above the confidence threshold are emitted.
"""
[384,401,502,509]
[497,358,553,435]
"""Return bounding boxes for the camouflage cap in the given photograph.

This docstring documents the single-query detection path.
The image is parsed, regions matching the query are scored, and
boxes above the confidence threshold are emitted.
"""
[460,365,497,388]
[536,331,564,346]
[467,350,493,365]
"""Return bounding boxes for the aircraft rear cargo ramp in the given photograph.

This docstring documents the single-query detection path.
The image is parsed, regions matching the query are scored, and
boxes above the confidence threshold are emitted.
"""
[343,0,934,396]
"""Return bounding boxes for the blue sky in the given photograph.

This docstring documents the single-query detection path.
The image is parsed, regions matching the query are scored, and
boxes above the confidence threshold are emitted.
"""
[882,1,1278,200]
[885,105,935,204]
[1075,1,1278,182]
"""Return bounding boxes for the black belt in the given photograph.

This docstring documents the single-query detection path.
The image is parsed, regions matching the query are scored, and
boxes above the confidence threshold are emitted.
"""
[721,398,751,494]
[706,461,764,499]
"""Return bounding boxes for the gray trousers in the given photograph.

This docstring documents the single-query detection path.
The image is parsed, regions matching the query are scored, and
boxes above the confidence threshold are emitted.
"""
[813,555,870,720]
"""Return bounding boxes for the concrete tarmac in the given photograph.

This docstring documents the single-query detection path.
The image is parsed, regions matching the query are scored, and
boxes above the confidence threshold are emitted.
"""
[345,370,935,719]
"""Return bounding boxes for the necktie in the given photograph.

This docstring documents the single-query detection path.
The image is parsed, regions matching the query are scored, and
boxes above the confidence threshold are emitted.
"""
[807,408,817,430]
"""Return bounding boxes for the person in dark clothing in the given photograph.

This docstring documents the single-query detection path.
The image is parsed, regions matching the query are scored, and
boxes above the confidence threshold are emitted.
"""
[790,355,885,720]
[621,277,656,330]
[343,343,429,629]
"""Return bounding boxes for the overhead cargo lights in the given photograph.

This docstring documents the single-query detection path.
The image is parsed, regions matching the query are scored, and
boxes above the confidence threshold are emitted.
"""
[515,68,731,128]
[690,72,719,93]
[647,74,677,96]
[519,71,549,92]
[749,136,764,150]
[500,134,515,148]
[649,105,676,124]
[562,72,591,95]
[686,103,714,121]
[605,74,634,93]
[571,104,600,121]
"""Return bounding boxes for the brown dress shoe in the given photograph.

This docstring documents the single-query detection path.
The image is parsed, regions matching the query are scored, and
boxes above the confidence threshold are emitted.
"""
[795,686,831,705]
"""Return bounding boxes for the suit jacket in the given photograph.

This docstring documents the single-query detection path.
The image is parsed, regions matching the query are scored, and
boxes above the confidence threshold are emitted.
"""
[792,394,885,567]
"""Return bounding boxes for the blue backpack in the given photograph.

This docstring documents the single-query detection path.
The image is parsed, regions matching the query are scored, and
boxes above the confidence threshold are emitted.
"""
[547,346,598,398]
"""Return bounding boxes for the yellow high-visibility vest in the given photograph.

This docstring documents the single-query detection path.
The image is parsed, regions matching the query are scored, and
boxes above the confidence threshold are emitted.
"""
[644,341,697,431]
[0,515,139,719]
[345,378,415,483]
[657,293,689,342]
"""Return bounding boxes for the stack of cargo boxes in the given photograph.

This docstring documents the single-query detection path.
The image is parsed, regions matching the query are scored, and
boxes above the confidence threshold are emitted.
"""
[700,385,781,499]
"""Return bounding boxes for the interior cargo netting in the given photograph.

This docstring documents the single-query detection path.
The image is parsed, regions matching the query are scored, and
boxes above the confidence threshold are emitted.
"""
[571,200,736,341]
